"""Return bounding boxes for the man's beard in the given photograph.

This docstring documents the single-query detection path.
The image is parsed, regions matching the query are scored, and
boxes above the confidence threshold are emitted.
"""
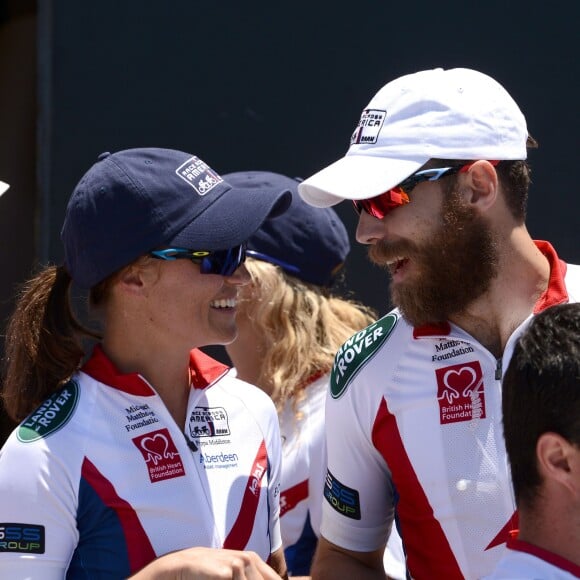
[368,190,499,327]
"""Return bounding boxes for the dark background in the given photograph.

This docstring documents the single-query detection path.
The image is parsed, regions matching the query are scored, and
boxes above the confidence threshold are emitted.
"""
[0,1,578,443]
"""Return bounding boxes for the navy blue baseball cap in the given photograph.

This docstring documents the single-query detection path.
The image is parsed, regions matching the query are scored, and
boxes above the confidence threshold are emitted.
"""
[61,149,292,288]
[223,171,350,287]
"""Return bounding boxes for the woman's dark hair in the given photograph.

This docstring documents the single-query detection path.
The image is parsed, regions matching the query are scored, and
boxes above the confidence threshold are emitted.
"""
[2,265,101,422]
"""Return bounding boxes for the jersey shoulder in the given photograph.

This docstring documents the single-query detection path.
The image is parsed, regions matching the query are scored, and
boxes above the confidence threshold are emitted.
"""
[14,378,82,444]
[216,371,279,421]
[330,309,407,400]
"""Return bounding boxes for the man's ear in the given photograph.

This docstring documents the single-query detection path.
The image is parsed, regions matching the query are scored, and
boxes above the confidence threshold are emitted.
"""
[537,432,579,495]
[463,160,499,210]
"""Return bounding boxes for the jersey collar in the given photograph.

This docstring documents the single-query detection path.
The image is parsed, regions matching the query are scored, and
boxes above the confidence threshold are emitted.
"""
[507,538,580,577]
[82,345,230,394]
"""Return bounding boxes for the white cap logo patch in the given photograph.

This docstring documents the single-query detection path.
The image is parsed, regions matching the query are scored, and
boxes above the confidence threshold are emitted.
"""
[350,109,386,145]
[176,156,224,195]
[0,180,9,197]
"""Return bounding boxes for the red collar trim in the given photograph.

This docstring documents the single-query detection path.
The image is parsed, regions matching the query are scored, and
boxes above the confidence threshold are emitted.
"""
[413,322,451,339]
[532,240,568,313]
[81,345,155,396]
[189,349,230,389]
[507,538,580,576]
[82,345,230,394]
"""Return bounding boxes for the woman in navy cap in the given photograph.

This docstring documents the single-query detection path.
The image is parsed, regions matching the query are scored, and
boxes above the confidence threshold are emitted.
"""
[0,149,292,579]
[224,171,406,580]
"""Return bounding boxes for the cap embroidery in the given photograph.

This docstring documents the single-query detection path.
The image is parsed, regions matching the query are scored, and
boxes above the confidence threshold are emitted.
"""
[350,109,386,145]
[176,156,223,195]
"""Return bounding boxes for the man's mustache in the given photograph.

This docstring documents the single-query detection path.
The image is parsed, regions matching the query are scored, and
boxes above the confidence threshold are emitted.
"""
[368,240,417,267]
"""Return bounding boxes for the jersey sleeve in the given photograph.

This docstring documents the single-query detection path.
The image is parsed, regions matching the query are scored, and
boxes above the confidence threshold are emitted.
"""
[237,378,284,555]
[320,374,395,552]
[0,429,80,578]
[305,380,327,538]
[261,395,284,554]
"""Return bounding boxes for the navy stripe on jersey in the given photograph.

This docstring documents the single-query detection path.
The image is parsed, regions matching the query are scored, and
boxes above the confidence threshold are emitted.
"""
[68,458,155,577]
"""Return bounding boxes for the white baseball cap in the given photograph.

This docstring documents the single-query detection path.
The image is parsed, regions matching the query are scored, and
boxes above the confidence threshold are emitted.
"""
[0,180,9,197]
[298,67,529,207]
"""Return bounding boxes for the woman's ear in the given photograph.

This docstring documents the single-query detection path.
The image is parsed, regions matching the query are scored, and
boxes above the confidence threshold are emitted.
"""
[116,260,155,296]
[463,160,499,210]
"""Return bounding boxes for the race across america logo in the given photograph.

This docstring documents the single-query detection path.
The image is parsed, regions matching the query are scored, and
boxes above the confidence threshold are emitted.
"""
[350,109,386,144]
[188,406,231,438]
[176,156,223,195]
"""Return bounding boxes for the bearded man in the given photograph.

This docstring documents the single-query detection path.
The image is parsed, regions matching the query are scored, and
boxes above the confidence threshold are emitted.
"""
[297,68,580,580]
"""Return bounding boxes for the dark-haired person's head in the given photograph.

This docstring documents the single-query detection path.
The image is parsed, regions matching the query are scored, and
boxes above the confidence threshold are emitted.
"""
[502,303,580,509]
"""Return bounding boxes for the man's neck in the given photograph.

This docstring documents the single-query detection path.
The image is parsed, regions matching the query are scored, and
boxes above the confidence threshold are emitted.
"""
[517,506,580,568]
[449,232,550,357]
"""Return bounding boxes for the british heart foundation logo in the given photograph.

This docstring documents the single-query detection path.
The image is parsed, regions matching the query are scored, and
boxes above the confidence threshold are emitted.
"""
[133,428,186,483]
[435,361,486,425]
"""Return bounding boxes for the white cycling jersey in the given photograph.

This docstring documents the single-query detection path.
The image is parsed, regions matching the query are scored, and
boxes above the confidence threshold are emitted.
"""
[0,347,282,579]
[321,241,580,579]
[484,539,580,579]
[279,373,406,578]
[277,375,326,575]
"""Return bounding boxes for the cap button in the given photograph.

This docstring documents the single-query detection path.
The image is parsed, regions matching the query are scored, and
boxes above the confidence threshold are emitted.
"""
[97,151,111,161]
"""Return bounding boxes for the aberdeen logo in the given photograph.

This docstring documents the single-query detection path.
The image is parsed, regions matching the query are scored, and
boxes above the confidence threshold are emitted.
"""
[330,313,398,399]
[17,381,79,443]
[435,361,486,424]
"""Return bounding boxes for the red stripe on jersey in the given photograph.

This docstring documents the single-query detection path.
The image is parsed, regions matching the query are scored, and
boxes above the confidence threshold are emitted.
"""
[486,511,518,550]
[371,397,463,579]
[223,440,268,550]
[81,457,156,573]
[280,479,309,517]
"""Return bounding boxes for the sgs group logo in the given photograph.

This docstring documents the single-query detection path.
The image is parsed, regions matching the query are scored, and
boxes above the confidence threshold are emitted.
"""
[0,523,45,553]
[323,470,361,520]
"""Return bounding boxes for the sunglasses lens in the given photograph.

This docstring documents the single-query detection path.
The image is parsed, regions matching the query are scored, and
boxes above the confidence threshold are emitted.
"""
[200,245,246,275]
[352,188,410,219]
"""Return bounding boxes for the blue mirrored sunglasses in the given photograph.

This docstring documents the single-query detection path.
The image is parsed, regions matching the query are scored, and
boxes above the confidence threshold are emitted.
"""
[149,244,247,276]
[246,250,300,274]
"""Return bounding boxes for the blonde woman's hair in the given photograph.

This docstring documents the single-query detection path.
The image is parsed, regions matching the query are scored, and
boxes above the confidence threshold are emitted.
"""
[242,259,376,414]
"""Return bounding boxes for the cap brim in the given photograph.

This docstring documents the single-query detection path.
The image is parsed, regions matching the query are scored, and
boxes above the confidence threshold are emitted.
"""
[298,154,430,207]
[170,185,292,250]
[0,181,9,197]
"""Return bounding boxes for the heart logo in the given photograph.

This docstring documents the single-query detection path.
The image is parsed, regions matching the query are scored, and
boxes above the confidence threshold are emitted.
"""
[444,366,477,391]
[140,433,170,465]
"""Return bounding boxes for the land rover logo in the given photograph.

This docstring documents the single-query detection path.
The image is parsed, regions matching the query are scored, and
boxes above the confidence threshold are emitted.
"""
[330,313,398,399]
[17,381,79,442]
